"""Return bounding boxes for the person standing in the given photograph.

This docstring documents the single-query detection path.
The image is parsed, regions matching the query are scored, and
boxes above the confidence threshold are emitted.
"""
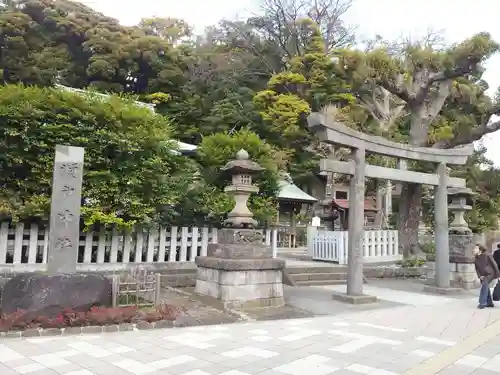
[474,244,500,309]
[493,244,500,270]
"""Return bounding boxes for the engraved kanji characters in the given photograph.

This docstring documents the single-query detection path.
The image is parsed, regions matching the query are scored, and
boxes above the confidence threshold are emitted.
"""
[59,162,79,178]
[57,209,74,228]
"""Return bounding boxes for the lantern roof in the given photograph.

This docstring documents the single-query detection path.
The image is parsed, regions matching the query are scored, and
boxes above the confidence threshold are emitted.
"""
[447,187,476,197]
[221,149,264,174]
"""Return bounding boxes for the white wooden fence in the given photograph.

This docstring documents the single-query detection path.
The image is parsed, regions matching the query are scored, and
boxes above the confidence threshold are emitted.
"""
[312,229,400,264]
[0,222,276,273]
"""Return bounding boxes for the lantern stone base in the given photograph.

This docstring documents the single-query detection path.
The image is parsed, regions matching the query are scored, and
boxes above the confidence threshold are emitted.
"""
[424,234,480,290]
[425,261,479,290]
[194,228,285,309]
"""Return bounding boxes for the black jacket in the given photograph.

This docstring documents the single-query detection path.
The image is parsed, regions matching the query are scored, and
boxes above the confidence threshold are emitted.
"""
[494,250,500,270]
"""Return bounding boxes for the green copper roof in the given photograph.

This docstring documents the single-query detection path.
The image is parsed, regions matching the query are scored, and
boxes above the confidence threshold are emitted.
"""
[277,173,317,203]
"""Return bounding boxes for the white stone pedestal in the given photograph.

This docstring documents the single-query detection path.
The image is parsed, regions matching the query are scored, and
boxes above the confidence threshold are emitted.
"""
[194,229,285,309]
[195,266,284,308]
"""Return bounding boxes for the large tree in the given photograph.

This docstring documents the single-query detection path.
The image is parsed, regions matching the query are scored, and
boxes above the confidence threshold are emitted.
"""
[0,0,187,93]
[253,19,354,184]
[336,33,500,254]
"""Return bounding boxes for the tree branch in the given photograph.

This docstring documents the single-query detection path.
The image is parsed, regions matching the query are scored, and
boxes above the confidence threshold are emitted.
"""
[377,78,414,106]
[437,119,500,148]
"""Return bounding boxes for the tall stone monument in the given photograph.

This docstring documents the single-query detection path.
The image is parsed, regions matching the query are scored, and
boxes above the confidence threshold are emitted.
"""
[195,150,286,308]
[47,145,85,274]
[2,145,112,316]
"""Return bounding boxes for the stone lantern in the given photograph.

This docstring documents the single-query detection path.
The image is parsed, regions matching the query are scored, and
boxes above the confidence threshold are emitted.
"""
[446,187,479,289]
[194,149,285,309]
[448,187,475,235]
[221,149,264,228]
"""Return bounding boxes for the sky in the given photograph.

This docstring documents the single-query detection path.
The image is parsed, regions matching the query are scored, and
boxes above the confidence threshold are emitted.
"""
[79,0,500,164]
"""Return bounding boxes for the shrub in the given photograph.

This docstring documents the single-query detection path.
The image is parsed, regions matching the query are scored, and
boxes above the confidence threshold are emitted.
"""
[0,304,180,332]
[396,258,426,268]
[0,84,196,228]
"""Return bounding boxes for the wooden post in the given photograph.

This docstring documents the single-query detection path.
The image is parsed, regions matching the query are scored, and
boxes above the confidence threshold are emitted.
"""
[111,274,119,308]
[155,273,161,307]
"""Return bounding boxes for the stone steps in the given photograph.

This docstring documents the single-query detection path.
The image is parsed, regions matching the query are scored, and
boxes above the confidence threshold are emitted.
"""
[286,266,347,274]
[294,279,347,286]
[158,263,407,288]
[285,265,348,286]
[290,272,347,282]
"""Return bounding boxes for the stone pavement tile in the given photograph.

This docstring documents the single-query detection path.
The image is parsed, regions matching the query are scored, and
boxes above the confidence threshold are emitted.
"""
[371,346,410,362]
[223,361,272,374]
[437,364,475,374]
[472,344,500,358]
[455,354,489,368]
[0,362,24,375]
[12,362,47,374]
[258,370,290,375]
[50,363,86,374]
[117,349,166,364]
[4,341,50,357]
[471,368,500,374]
[271,354,340,375]
[199,353,231,364]
[286,341,337,357]
[21,369,59,375]
[480,355,500,372]
[162,359,214,375]
[197,362,234,374]
[69,356,120,375]
[387,353,427,371]
[93,354,131,364]
[5,357,41,369]
[348,355,392,369]
[381,360,415,373]
[482,335,500,347]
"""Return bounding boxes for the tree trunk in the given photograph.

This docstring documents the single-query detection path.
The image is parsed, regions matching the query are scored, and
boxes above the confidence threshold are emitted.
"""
[398,182,422,258]
[397,111,429,257]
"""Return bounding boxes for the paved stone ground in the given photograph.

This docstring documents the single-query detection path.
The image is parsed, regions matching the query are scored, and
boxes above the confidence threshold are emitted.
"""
[2,284,500,375]
[159,288,240,326]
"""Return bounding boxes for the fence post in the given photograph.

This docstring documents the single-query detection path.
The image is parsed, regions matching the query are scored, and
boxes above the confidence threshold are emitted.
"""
[306,226,317,257]
[111,274,119,308]
[155,273,161,307]
[271,228,278,258]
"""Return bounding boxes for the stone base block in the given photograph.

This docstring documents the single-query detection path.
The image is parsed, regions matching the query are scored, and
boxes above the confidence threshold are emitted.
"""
[426,261,480,290]
[331,292,378,305]
[194,256,285,309]
[423,285,464,295]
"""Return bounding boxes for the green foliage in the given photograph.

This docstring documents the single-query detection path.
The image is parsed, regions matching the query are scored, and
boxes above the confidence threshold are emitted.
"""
[1,0,500,234]
[0,84,195,227]
[0,0,187,93]
[452,147,500,233]
[252,20,354,184]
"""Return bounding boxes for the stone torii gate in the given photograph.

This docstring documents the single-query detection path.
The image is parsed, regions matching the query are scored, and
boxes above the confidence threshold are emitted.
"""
[307,113,474,303]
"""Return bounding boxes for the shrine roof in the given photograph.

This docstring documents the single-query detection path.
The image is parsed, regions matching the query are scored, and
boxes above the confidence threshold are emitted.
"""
[277,178,317,203]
